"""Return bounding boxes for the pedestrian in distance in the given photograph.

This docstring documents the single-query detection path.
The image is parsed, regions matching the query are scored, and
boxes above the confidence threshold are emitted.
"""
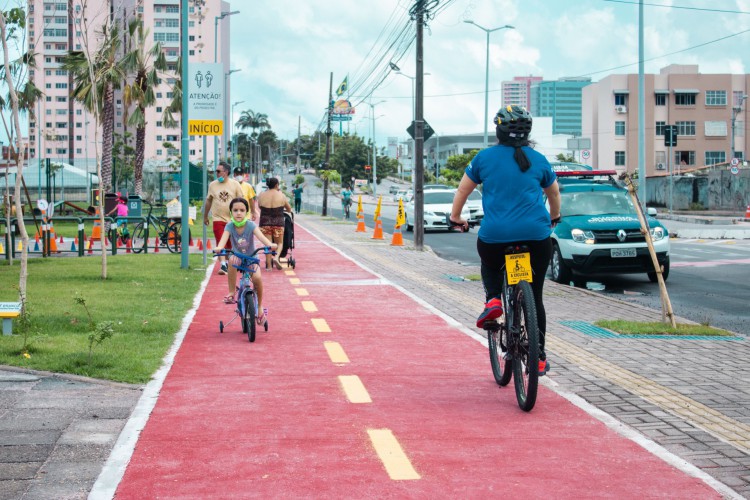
[107,194,130,244]
[340,184,353,219]
[204,161,244,275]
[449,104,561,376]
[292,183,306,214]
[234,167,258,220]
[213,198,277,323]
[257,177,292,270]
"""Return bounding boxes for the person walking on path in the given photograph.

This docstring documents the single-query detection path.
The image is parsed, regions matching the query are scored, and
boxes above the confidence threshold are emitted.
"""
[292,183,305,214]
[257,177,292,270]
[204,161,244,275]
[340,185,353,219]
[450,105,561,376]
[213,198,277,322]
[234,167,258,220]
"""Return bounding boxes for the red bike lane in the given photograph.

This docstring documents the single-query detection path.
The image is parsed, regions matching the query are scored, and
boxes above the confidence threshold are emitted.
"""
[115,224,718,498]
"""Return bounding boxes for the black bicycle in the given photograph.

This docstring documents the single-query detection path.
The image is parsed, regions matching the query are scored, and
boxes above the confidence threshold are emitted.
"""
[131,200,187,253]
[483,245,540,412]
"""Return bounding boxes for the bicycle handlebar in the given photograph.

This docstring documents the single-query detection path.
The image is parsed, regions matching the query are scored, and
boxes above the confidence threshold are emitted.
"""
[213,247,276,259]
[444,215,468,233]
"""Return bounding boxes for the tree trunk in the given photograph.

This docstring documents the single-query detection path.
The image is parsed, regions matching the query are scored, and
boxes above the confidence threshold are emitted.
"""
[0,12,29,309]
[134,119,145,195]
[101,82,115,192]
[322,178,329,216]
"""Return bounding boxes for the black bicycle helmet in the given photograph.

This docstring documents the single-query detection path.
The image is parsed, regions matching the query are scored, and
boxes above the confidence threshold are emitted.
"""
[494,105,533,146]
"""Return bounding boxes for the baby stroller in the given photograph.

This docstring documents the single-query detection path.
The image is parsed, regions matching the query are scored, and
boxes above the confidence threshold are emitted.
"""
[280,211,296,269]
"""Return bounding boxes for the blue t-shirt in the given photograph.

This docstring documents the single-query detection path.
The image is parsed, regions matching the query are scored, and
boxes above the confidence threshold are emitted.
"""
[225,220,257,255]
[465,145,556,244]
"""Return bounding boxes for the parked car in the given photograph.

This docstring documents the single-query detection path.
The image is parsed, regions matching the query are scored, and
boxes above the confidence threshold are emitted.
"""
[404,189,471,232]
[287,165,297,174]
[465,189,483,224]
[388,185,400,195]
[549,170,670,284]
[393,189,409,202]
[423,184,452,191]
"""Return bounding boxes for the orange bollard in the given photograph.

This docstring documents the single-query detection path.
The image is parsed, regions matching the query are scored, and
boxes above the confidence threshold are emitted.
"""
[206,239,212,250]
[153,236,160,253]
[390,225,404,246]
[196,239,203,250]
[126,238,132,253]
[355,214,366,233]
[371,218,384,240]
[745,204,750,221]
[87,239,93,255]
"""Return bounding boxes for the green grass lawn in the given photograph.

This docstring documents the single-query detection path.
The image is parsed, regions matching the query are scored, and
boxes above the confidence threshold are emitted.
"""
[595,319,733,336]
[0,254,208,384]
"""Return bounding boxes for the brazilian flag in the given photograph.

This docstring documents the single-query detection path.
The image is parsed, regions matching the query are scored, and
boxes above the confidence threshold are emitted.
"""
[336,76,348,97]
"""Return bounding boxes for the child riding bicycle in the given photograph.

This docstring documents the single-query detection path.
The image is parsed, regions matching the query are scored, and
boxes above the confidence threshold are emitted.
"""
[214,197,277,324]
[107,194,130,245]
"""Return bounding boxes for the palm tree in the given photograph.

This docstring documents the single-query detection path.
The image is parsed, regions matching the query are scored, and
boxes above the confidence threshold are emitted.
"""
[121,18,167,195]
[235,109,271,139]
[62,22,127,193]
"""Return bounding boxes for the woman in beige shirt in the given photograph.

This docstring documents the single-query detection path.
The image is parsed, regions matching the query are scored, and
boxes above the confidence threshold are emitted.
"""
[257,177,292,270]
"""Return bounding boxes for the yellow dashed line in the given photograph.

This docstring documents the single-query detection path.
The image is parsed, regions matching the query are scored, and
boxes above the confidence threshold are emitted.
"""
[367,429,420,480]
[289,278,301,285]
[301,301,318,312]
[295,288,309,296]
[311,318,331,332]
[324,341,350,363]
[285,270,296,276]
[339,375,372,403]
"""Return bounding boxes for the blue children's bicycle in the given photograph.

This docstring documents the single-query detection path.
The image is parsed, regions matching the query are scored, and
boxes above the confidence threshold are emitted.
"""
[215,247,275,342]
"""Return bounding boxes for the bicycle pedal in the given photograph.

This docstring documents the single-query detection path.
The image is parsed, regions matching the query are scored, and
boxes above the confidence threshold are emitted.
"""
[482,320,500,331]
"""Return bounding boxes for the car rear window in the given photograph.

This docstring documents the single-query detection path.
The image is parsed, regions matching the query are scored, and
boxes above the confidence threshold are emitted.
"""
[467,190,482,200]
[424,192,455,204]
[561,190,634,216]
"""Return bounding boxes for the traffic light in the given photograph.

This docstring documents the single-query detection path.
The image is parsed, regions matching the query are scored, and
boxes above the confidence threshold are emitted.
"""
[365,165,371,172]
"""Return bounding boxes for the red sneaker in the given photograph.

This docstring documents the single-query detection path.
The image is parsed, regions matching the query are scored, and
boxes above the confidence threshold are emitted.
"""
[476,297,503,328]
[538,359,550,376]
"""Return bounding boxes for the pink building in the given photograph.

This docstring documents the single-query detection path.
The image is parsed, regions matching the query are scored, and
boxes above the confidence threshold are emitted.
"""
[27,0,233,177]
[502,75,543,109]
[583,65,749,175]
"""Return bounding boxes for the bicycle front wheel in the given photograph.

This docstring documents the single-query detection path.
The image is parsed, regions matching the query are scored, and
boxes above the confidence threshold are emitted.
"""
[488,325,512,386]
[131,222,147,253]
[243,292,256,342]
[166,221,187,253]
[511,280,540,412]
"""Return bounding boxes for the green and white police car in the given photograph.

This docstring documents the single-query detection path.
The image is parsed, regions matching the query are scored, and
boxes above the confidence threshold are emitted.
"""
[549,170,670,284]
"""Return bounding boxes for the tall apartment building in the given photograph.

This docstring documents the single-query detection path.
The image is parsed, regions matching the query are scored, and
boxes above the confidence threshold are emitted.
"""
[27,0,232,175]
[501,75,542,109]
[582,64,749,175]
[529,77,592,135]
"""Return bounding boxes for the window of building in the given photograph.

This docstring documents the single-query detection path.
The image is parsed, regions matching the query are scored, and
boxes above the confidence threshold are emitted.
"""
[76,122,82,128]
[76,148,82,154]
[705,121,727,137]
[166,33,179,42]
[167,92,174,98]
[705,90,727,106]
[735,152,744,161]
[76,110,82,115]
[46,122,52,128]
[676,121,696,136]
[55,69,67,76]
[614,93,627,106]
[735,121,744,137]
[154,32,166,42]
[56,148,67,154]
[190,149,196,155]
[56,96,67,102]
[76,135,82,141]
[675,93,696,106]
[189,50,195,56]
[45,69,51,75]
[166,19,179,28]
[45,96,52,102]
[166,6,179,13]
[55,83,68,89]
[56,109,66,115]
[46,109,51,115]
[615,151,625,166]
[655,93,667,106]
[46,148,52,154]
[76,44,81,50]
[655,121,666,136]
[56,122,67,128]
[156,107,162,112]
[157,135,163,141]
[155,6,162,13]
[655,151,666,168]
[615,121,625,136]
[189,35,194,41]
[705,151,725,165]
[157,149,163,156]
[189,21,195,27]
[156,121,162,127]
[30,148,35,155]
[734,91,746,107]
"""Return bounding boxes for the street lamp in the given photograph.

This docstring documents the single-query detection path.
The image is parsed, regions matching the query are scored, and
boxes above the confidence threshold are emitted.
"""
[231,100,244,168]
[731,94,747,163]
[368,99,386,195]
[464,20,515,149]
[224,69,241,160]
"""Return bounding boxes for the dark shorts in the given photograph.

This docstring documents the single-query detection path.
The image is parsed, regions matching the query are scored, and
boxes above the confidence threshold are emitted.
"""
[213,221,232,249]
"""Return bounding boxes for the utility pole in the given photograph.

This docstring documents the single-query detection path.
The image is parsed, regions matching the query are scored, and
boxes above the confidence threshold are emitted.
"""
[412,0,427,251]
[323,72,333,216]
[297,115,301,173]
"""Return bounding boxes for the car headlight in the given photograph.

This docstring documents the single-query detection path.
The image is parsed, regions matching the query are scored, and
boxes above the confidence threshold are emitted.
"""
[571,228,596,244]
[650,226,666,241]
[424,210,435,217]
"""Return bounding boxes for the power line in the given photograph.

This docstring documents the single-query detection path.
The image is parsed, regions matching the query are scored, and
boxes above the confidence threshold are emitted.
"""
[601,0,750,15]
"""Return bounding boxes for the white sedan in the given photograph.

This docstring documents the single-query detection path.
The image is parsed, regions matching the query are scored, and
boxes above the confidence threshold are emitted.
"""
[404,189,471,232]
[465,189,484,224]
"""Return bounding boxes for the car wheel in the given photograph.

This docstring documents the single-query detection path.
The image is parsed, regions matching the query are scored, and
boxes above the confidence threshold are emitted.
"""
[405,218,413,232]
[648,257,670,283]
[550,243,572,284]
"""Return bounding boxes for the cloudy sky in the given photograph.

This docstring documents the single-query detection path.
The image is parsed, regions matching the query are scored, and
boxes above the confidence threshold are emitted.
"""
[228,0,750,146]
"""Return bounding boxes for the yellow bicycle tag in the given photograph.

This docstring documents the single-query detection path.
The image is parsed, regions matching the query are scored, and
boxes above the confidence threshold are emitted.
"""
[505,252,533,285]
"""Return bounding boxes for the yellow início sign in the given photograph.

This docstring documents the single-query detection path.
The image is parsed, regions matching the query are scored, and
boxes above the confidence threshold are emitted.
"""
[188,120,223,136]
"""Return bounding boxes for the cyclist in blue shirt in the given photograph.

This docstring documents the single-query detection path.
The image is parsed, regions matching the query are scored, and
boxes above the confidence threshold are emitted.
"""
[450,105,561,376]
[341,185,353,219]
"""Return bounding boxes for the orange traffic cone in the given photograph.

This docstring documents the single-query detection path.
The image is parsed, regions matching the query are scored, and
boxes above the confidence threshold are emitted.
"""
[745,204,750,221]
[59,235,64,244]
[126,238,132,253]
[87,239,93,255]
[48,224,58,253]
[390,225,404,246]
[153,236,160,253]
[371,218,384,240]
[355,214,366,233]
[91,208,102,239]
[206,239,212,250]
[196,239,203,250]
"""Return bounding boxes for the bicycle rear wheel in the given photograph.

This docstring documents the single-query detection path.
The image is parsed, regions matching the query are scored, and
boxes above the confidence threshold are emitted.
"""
[131,222,147,253]
[488,325,512,386]
[243,292,256,342]
[166,221,185,253]
[511,280,540,412]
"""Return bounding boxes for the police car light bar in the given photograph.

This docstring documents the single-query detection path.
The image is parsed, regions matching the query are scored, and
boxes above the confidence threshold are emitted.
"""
[555,170,618,177]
